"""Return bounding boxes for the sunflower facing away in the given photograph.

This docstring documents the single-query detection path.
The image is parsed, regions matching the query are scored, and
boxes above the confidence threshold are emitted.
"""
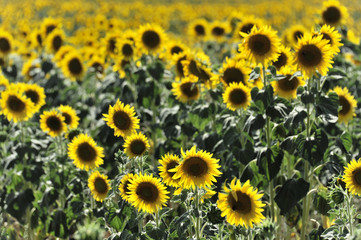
[58,105,79,129]
[88,171,111,202]
[320,0,349,26]
[293,34,334,79]
[217,178,265,228]
[223,82,251,111]
[123,132,150,158]
[137,24,167,54]
[238,26,281,66]
[332,86,357,124]
[103,99,140,137]
[158,153,181,187]
[170,146,222,189]
[119,173,137,202]
[219,58,252,87]
[343,159,361,196]
[172,76,201,103]
[0,88,36,123]
[68,133,104,171]
[127,173,170,214]
[271,67,305,100]
[40,110,67,137]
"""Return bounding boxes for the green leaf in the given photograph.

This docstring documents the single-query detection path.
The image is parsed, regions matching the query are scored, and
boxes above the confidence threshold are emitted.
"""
[48,210,69,238]
[256,145,284,181]
[315,92,339,123]
[284,106,307,129]
[340,131,352,152]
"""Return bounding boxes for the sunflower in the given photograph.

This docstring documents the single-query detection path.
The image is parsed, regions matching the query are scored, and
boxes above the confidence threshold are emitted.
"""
[0,30,13,55]
[238,26,281,66]
[158,153,181,187]
[113,57,131,78]
[172,51,189,77]
[272,45,293,71]
[182,60,215,89]
[39,110,67,137]
[127,173,169,214]
[286,25,308,47]
[315,25,343,54]
[61,51,86,81]
[343,159,361,196]
[170,146,222,190]
[31,30,43,49]
[102,32,121,57]
[41,18,61,38]
[88,171,111,202]
[137,24,167,54]
[165,40,188,58]
[0,89,35,123]
[45,28,65,53]
[117,39,136,60]
[217,178,265,228]
[219,58,252,87]
[21,58,41,81]
[293,34,334,79]
[223,82,251,111]
[123,132,150,158]
[171,75,201,103]
[271,67,305,100]
[58,105,79,129]
[119,173,137,202]
[209,21,230,41]
[68,133,104,171]
[332,86,357,124]
[0,75,9,91]
[22,83,46,112]
[320,0,349,26]
[53,45,76,64]
[234,15,264,39]
[188,19,208,39]
[346,29,360,45]
[103,99,140,137]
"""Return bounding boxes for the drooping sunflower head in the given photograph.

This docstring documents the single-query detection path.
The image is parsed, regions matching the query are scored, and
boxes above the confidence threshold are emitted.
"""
[272,45,293,71]
[238,25,281,66]
[61,52,86,81]
[58,105,79,129]
[217,178,265,228]
[40,109,67,137]
[271,67,305,100]
[123,132,151,158]
[88,171,111,202]
[45,28,65,53]
[286,25,308,47]
[219,58,252,87]
[68,133,104,171]
[314,25,343,54]
[158,153,181,187]
[188,19,209,39]
[0,30,13,55]
[343,159,361,196]
[293,34,335,79]
[21,83,46,113]
[0,88,36,123]
[171,146,222,190]
[137,24,167,54]
[119,173,137,202]
[320,0,349,26]
[127,173,170,214]
[103,99,140,137]
[223,82,251,111]
[171,75,201,103]
[332,86,357,124]
[209,21,230,41]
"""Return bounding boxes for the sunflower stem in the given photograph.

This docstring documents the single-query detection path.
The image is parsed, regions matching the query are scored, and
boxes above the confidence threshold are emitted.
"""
[194,187,202,240]
[155,211,160,228]
[346,192,354,236]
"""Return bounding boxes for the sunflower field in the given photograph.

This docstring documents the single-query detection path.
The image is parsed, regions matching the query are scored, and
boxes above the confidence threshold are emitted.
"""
[0,0,361,239]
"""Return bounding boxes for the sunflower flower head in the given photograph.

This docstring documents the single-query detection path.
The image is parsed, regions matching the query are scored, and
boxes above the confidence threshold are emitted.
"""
[58,105,80,129]
[40,110,67,137]
[158,153,181,187]
[343,159,361,196]
[271,67,305,100]
[119,173,137,202]
[332,86,357,124]
[223,82,251,111]
[320,0,349,27]
[88,171,111,202]
[172,75,201,103]
[123,132,150,158]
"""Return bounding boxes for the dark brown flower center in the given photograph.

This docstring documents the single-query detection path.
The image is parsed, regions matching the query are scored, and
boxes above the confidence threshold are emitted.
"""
[123,180,131,194]
[293,31,304,42]
[91,62,103,73]
[142,30,160,49]
[240,23,254,34]
[121,59,130,68]
[176,56,187,77]
[321,33,333,45]
[195,25,205,36]
[77,142,96,162]
[248,34,271,56]
[7,95,25,112]
[183,157,208,177]
[0,37,11,53]
[198,67,211,82]
[36,34,42,46]
[352,169,361,186]
[94,177,108,194]
[166,161,179,178]
[228,191,252,214]
[113,110,131,130]
[108,38,116,53]
[52,35,62,52]
[122,44,133,57]
[136,182,159,202]
[223,67,246,85]
[68,58,83,75]
[130,140,146,156]
[322,6,341,25]
[229,89,247,105]
[273,52,287,70]
[171,46,183,55]
[338,95,351,116]
[180,82,199,98]
[46,116,62,131]
[278,75,299,91]
[62,112,72,125]
[46,25,56,35]
[212,27,225,36]
[25,90,40,105]
[298,44,322,67]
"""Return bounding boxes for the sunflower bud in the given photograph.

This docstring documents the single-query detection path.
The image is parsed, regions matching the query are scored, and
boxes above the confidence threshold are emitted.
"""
[331,189,344,204]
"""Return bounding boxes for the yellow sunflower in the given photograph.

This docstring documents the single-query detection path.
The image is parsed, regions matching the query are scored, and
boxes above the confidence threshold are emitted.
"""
[223,82,251,111]
[103,99,140,137]
[332,86,357,124]
[272,45,293,71]
[45,28,65,53]
[170,146,222,190]
[0,74,9,91]
[58,105,79,129]
[158,153,181,187]
[286,25,308,47]
[0,30,13,55]
[102,32,121,57]
[41,18,61,38]
[188,19,209,39]
[119,173,137,202]
[182,60,215,89]
[117,39,136,60]
[315,25,343,55]
[0,88,36,123]
[137,24,167,54]
[171,76,201,103]
[235,15,264,38]
[209,21,230,42]
[21,83,46,113]
[123,132,150,158]
[217,178,265,228]
[219,58,252,87]
[127,173,170,214]
[61,51,86,81]
[238,26,281,66]
[88,55,106,76]
[293,34,334,79]
[53,45,76,64]
[112,57,131,78]
[39,110,67,137]
[88,171,111,202]
[343,159,361,196]
[165,40,188,59]
[271,67,305,100]
[320,0,349,26]
[68,133,104,171]
[21,58,40,81]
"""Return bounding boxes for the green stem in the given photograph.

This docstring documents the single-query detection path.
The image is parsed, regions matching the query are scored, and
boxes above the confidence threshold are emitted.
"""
[155,211,160,228]
[347,193,353,236]
[194,187,202,240]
